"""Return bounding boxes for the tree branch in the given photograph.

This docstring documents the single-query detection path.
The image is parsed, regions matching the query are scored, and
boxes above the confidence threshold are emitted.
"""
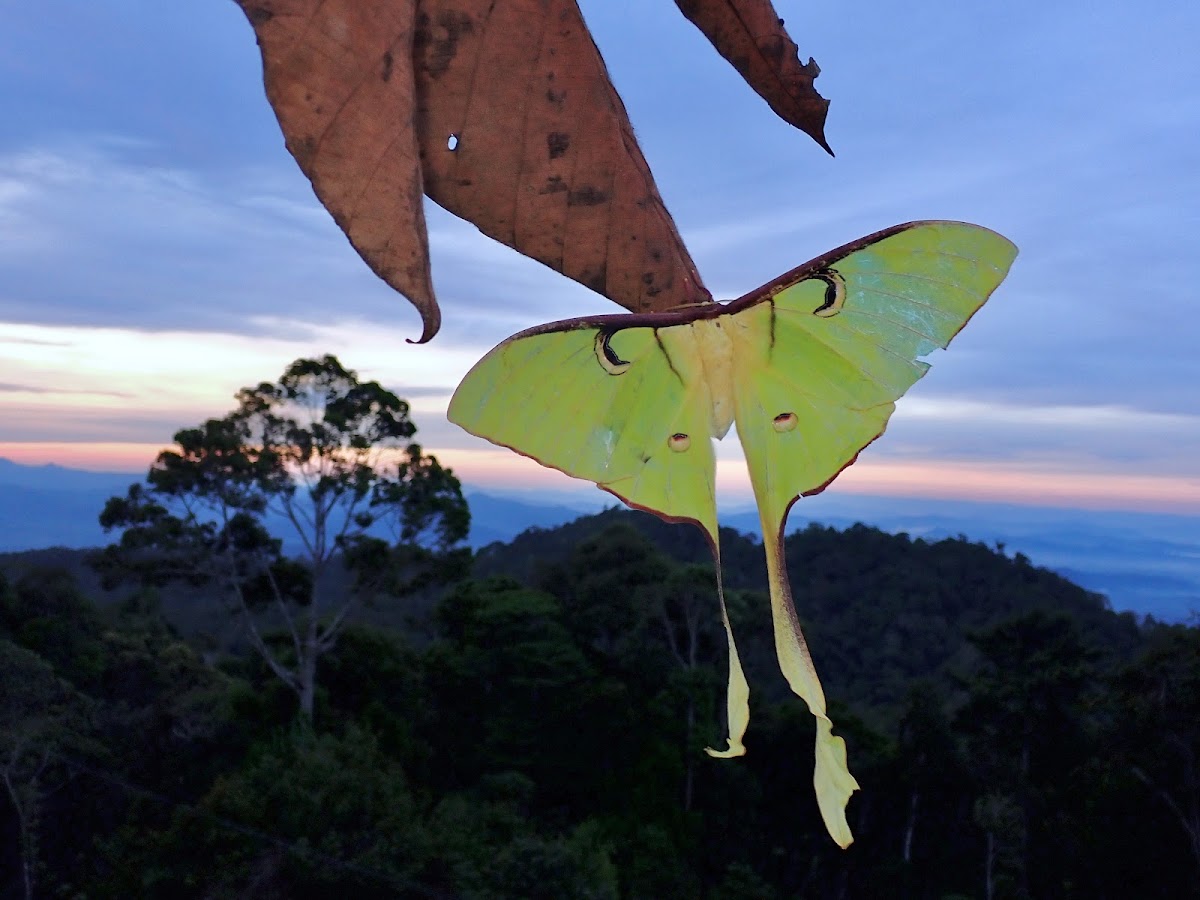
[278,492,318,560]
[1132,765,1200,850]
[658,604,687,669]
[316,588,363,652]
[229,580,300,695]
[261,551,303,665]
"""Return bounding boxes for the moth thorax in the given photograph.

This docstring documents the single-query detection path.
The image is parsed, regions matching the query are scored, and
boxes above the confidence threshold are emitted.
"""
[691,318,736,439]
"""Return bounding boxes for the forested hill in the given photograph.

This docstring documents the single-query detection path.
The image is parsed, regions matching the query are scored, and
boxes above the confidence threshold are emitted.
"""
[4,507,1198,898]
[475,508,1144,723]
[0,509,1149,726]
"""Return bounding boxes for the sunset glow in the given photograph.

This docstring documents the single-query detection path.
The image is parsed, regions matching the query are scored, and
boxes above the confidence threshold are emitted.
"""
[5,314,1197,517]
[5,438,1197,517]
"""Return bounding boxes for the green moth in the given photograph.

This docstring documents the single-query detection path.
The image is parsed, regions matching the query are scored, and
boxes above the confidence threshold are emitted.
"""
[449,220,1018,846]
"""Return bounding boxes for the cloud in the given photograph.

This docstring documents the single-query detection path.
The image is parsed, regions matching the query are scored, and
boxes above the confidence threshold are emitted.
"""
[0,382,133,398]
[864,396,1200,478]
[0,319,481,446]
[897,398,1198,432]
[0,141,584,344]
[0,335,70,347]
[0,406,187,443]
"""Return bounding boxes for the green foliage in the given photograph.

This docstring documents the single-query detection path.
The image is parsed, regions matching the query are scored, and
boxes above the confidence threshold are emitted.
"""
[0,638,96,900]
[428,782,618,900]
[425,577,609,809]
[716,861,779,900]
[3,508,1198,898]
[1099,624,1200,882]
[190,726,426,898]
[1,567,106,687]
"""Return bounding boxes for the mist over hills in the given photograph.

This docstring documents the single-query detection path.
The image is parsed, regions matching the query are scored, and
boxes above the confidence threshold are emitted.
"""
[0,459,133,550]
[1,457,1195,621]
[732,494,1200,623]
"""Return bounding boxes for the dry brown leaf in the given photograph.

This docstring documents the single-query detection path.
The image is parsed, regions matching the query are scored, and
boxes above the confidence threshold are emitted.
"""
[236,1,440,340]
[235,0,712,342]
[414,1,711,322]
[674,0,832,153]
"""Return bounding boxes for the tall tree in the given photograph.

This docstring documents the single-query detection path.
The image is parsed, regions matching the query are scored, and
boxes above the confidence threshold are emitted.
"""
[650,563,727,811]
[94,355,469,721]
[1109,624,1200,878]
[957,612,1098,900]
[0,640,92,900]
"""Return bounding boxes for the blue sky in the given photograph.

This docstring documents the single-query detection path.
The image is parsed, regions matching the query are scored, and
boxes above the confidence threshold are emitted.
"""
[1,0,1198,514]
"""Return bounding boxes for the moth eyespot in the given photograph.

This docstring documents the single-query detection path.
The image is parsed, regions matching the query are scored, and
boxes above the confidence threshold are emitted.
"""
[668,433,691,452]
[811,268,846,318]
[594,332,631,375]
[773,412,798,432]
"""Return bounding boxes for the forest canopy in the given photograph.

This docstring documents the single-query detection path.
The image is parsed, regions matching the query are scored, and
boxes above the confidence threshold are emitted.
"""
[2,502,1197,898]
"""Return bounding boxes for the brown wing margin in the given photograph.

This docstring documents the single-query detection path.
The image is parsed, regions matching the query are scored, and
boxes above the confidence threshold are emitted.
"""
[493,221,933,342]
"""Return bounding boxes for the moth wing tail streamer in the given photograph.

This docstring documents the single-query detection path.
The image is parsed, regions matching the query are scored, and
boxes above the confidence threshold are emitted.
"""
[451,316,757,758]
[727,220,1018,847]
[703,542,751,759]
[733,384,861,847]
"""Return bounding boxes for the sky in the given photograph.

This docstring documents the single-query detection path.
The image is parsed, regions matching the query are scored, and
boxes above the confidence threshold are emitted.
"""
[1,0,1198,516]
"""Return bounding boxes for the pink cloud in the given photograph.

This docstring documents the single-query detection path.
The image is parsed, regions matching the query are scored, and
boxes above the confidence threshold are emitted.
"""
[4,442,1196,516]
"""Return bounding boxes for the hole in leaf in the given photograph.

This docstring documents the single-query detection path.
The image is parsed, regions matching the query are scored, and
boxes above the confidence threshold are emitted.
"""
[447,133,459,151]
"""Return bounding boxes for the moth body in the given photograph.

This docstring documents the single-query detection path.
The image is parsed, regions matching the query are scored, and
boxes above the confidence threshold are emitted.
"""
[688,317,737,440]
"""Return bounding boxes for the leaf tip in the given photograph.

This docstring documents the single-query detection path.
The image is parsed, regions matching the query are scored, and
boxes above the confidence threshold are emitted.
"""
[405,304,442,344]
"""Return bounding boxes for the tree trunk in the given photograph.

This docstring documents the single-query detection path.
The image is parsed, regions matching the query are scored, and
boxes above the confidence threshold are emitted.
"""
[1018,734,1032,899]
[1132,765,1200,876]
[21,834,33,900]
[902,788,919,863]
[3,771,36,900]
[684,696,695,812]
[298,613,321,723]
[984,829,995,900]
[298,644,318,723]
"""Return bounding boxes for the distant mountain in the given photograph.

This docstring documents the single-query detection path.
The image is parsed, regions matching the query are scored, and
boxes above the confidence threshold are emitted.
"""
[728,494,1200,622]
[462,491,588,547]
[0,457,588,553]
[0,459,133,550]
[1,456,1196,620]
[478,487,1200,622]
[0,457,134,493]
